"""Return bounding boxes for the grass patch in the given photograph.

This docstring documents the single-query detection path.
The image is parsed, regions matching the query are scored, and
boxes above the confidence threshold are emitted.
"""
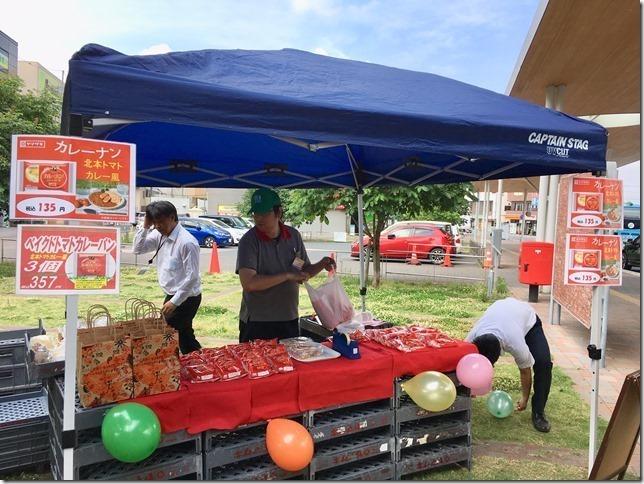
[0,262,15,278]
[416,456,588,480]
[472,361,608,449]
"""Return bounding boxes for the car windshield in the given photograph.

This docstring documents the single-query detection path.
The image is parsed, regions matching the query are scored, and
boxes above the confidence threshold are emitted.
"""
[227,217,248,229]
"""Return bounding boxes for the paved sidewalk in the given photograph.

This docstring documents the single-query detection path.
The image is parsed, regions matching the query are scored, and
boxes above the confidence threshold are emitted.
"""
[498,239,640,477]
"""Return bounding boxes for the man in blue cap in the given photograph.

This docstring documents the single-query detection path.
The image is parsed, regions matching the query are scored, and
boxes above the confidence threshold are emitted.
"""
[236,188,336,342]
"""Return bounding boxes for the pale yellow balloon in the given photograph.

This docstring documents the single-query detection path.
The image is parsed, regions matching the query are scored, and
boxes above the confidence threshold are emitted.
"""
[402,371,457,412]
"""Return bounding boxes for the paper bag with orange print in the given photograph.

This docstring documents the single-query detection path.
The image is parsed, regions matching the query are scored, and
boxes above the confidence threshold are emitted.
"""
[122,299,180,398]
[77,305,134,408]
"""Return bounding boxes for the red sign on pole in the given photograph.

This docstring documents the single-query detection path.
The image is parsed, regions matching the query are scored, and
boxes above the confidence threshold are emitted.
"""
[568,177,623,230]
[564,234,622,286]
[10,135,136,223]
[16,225,120,295]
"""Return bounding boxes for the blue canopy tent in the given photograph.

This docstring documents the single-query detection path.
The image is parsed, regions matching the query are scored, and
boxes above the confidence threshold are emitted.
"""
[62,43,608,307]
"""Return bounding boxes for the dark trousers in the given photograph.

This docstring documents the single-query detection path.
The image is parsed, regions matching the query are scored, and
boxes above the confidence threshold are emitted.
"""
[525,315,553,416]
[164,294,202,354]
[239,318,299,343]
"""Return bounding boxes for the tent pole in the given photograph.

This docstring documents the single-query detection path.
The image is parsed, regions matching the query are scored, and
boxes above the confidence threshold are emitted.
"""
[357,191,366,312]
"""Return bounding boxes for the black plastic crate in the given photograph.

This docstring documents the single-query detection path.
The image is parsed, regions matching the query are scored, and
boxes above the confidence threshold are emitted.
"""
[0,420,49,453]
[48,396,200,477]
[0,389,48,429]
[314,453,394,480]
[0,448,49,474]
[0,364,40,393]
[396,393,471,424]
[46,375,116,431]
[311,428,393,473]
[308,398,392,443]
[78,443,202,480]
[394,372,464,408]
[208,454,306,481]
[205,423,268,468]
[397,413,470,455]
[0,321,44,367]
[396,438,470,479]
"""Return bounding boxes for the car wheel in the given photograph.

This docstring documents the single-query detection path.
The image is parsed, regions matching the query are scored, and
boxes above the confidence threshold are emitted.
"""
[428,247,446,264]
[203,236,215,248]
[622,252,631,270]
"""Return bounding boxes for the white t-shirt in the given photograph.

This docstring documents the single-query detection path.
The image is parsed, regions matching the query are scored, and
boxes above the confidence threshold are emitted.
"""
[465,297,537,369]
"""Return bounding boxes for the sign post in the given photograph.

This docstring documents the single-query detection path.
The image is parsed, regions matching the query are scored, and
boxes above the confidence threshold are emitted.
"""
[561,170,623,474]
[9,134,135,480]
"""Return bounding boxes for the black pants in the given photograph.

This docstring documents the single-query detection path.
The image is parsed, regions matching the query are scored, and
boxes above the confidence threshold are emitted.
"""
[164,294,202,354]
[239,318,299,343]
[525,315,553,415]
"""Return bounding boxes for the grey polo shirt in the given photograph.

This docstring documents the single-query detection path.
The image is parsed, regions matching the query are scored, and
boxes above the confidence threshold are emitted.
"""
[236,224,310,322]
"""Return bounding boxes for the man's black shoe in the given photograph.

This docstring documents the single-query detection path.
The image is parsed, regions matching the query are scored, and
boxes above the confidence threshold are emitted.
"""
[532,413,551,433]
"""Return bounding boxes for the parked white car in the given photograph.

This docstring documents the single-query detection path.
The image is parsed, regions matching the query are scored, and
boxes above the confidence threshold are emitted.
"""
[198,217,246,245]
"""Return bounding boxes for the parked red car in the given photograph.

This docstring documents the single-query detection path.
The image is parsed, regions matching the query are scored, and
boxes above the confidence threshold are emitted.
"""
[351,223,455,263]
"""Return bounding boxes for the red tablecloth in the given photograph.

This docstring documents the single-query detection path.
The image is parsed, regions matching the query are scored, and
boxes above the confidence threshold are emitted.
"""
[134,340,477,434]
[361,340,477,378]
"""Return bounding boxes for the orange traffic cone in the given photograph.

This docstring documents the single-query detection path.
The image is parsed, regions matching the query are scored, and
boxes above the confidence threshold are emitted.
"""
[209,242,221,274]
[483,248,492,269]
[443,250,453,267]
[407,245,421,265]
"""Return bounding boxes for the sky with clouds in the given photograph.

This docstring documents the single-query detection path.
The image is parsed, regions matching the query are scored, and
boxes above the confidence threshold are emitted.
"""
[5,0,539,93]
[4,0,639,201]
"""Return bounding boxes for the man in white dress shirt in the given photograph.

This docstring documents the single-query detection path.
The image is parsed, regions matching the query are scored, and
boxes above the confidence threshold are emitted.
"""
[133,201,202,354]
[466,297,553,433]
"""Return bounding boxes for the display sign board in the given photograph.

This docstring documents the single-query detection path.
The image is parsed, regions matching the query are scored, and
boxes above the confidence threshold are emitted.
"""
[564,234,622,286]
[10,135,136,223]
[16,225,120,295]
[568,177,623,230]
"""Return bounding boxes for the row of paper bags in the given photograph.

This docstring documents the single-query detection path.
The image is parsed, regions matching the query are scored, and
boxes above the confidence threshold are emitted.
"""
[77,299,180,408]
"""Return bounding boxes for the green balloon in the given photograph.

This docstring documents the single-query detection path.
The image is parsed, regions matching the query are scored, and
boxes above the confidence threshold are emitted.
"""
[486,390,514,419]
[101,403,161,463]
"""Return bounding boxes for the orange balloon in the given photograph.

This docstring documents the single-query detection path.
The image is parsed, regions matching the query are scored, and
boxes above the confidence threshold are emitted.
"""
[266,418,314,471]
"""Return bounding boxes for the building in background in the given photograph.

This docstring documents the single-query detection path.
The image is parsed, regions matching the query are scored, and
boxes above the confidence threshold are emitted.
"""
[136,187,208,216]
[206,188,245,215]
[0,31,18,76]
[470,190,539,237]
[17,61,63,95]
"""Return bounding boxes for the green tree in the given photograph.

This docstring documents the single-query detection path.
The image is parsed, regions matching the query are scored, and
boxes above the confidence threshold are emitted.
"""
[286,183,473,287]
[0,76,62,215]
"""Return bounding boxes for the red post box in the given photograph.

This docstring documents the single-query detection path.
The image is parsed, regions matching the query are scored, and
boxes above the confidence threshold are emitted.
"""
[518,241,554,302]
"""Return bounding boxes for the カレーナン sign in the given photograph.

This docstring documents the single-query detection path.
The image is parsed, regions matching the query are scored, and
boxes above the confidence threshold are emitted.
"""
[564,234,622,286]
[10,135,136,223]
[16,225,120,295]
[568,177,623,230]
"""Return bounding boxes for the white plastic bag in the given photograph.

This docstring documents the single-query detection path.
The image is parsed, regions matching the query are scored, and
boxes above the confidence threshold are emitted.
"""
[305,276,354,330]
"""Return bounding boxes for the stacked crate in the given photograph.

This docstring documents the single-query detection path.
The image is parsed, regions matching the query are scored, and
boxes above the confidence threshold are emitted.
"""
[46,376,202,480]
[306,398,396,480]
[394,373,472,479]
[204,416,309,480]
[0,323,44,396]
[0,390,49,474]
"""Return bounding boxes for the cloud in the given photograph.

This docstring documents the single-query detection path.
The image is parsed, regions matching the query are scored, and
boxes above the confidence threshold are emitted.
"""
[290,0,340,17]
[139,43,172,55]
[312,46,349,59]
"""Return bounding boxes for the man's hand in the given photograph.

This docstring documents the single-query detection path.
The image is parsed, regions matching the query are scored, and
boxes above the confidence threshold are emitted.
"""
[162,300,177,317]
[287,271,310,284]
[321,256,337,272]
[516,396,528,411]
[143,214,153,230]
